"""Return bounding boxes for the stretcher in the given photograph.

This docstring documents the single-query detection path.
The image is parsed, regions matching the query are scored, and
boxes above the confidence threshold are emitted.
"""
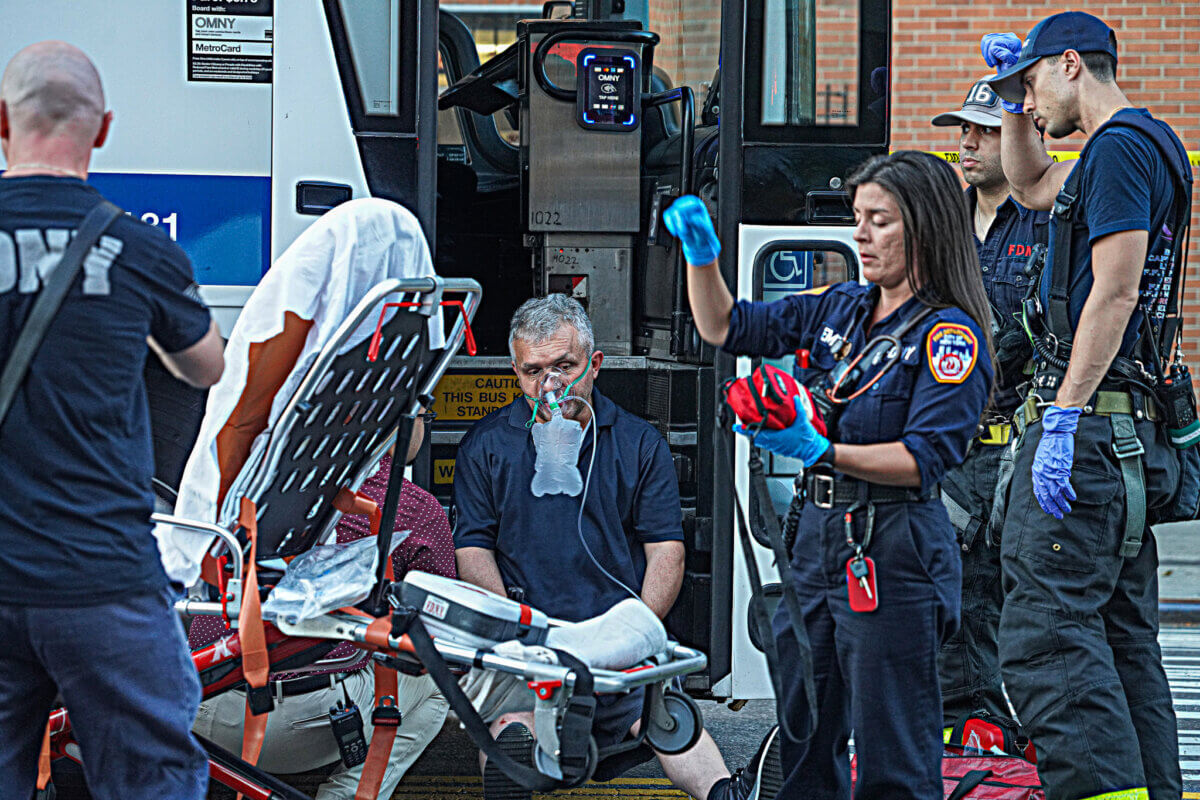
[45,264,705,800]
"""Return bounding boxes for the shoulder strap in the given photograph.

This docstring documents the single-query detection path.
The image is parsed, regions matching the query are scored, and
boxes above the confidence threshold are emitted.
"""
[1046,113,1193,345]
[0,199,123,426]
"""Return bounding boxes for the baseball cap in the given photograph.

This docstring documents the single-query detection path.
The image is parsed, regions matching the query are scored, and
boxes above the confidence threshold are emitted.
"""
[931,78,1003,127]
[987,11,1118,103]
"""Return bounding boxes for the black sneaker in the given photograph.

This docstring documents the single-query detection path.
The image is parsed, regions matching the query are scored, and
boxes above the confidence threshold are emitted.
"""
[483,722,536,800]
[719,724,783,800]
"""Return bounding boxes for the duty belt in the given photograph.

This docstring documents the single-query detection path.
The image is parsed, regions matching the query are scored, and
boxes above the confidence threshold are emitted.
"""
[1021,388,1154,559]
[977,422,1013,446]
[805,469,931,510]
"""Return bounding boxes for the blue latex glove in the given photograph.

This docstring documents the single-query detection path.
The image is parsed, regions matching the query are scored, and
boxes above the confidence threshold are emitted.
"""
[1031,405,1082,519]
[734,397,832,467]
[980,33,1025,114]
[663,195,721,267]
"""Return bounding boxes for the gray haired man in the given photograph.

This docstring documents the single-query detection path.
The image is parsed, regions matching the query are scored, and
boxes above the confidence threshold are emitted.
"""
[453,294,781,800]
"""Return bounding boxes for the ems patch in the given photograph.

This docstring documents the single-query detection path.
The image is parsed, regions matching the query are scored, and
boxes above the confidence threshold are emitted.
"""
[926,323,978,384]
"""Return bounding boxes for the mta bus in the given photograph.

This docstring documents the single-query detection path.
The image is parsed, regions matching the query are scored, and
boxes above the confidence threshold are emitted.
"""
[2,0,889,701]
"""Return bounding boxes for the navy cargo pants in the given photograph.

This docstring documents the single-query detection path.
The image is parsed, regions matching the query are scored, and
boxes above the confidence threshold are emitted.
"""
[999,414,1181,800]
[0,589,208,800]
[774,498,960,799]
[938,442,1010,728]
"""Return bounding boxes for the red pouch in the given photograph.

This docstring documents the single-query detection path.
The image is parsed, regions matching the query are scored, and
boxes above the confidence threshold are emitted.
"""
[724,365,826,434]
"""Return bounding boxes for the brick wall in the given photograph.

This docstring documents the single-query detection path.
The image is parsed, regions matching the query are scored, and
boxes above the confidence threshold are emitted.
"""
[892,1,1200,360]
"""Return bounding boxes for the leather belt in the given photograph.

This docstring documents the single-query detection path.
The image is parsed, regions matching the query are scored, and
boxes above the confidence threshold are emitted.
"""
[269,668,355,702]
[804,470,931,510]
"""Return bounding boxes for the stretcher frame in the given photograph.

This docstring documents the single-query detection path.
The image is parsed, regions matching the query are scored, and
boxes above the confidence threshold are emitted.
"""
[45,275,706,800]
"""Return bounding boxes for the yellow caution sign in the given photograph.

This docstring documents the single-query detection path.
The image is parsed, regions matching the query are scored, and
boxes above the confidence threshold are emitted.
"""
[433,373,524,422]
[433,458,456,485]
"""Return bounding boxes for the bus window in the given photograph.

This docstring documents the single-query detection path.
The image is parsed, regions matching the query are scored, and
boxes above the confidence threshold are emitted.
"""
[336,0,402,117]
[761,0,860,126]
[444,4,540,145]
[648,5,720,111]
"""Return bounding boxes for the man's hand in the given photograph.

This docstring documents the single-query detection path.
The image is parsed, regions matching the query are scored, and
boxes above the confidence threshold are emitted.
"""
[735,397,832,467]
[663,195,720,268]
[981,33,1025,114]
[1032,406,1081,519]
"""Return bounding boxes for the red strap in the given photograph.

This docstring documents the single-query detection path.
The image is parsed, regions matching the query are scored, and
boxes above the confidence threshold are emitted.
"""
[36,720,51,790]
[519,604,532,626]
[237,497,271,791]
[355,661,399,800]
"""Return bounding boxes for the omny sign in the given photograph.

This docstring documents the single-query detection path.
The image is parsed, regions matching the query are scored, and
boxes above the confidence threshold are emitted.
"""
[761,248,814,293]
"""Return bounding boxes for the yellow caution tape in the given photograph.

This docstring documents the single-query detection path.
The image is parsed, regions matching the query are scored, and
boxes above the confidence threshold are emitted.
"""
[926,150,1200,168]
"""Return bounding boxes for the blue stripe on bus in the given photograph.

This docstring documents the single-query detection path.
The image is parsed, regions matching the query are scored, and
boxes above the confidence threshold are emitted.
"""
[90,172,271,286]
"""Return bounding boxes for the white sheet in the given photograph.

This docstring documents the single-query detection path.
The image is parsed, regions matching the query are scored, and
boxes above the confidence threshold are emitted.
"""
[155,198,441,585]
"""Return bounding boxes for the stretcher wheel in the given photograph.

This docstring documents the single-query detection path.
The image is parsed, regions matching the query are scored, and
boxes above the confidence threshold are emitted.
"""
[645,690,702,755]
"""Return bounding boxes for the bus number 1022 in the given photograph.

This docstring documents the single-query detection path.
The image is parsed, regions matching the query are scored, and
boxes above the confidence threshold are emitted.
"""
[531,210,562,226]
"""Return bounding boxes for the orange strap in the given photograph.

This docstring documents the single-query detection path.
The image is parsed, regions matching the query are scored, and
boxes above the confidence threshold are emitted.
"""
[354,493,400,800]
[36,720,51,790]
[237,497,271,772]
[355,661,399,800]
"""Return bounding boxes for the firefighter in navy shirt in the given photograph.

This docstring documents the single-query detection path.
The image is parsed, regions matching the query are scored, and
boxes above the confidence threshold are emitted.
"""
[984,13,1189,799]
[666,151,994,798]
[0,42,223,800]
[929,77,1048,730]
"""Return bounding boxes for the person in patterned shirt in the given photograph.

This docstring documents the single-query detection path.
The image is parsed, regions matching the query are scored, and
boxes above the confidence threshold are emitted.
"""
[191,410,454,799]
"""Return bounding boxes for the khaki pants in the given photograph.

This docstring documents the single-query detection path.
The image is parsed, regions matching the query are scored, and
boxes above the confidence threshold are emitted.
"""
[194,668,448,800]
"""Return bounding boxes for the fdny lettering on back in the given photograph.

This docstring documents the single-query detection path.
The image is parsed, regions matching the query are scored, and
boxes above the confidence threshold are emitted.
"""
[0,228,124,296]
[926,322,978,384]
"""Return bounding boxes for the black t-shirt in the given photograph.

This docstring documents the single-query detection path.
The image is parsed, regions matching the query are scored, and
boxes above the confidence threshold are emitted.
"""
[1042,109,1182,358]
[0,177,212,606]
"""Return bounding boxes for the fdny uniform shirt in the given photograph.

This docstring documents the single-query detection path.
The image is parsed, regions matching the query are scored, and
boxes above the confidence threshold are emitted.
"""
[1042,108,1182,358]
[0,177,212,606]
[724,283,994,494]
[453,389,683,622]
[967,186,1047,413]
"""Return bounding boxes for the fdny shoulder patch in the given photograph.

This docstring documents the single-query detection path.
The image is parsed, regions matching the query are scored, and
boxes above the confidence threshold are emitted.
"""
[926,322,978,384]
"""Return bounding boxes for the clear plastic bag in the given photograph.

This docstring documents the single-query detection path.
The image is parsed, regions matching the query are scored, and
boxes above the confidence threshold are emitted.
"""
[530,405,583,497]
[261,532,409,624]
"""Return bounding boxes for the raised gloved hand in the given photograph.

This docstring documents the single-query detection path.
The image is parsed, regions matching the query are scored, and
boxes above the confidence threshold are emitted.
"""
[735,397,832,467]
[980,33,1025,114]
[1031,405,1082,519]
[663,195,721,267]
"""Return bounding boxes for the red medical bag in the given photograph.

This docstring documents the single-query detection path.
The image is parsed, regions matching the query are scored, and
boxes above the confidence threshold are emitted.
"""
[723,364,826,434]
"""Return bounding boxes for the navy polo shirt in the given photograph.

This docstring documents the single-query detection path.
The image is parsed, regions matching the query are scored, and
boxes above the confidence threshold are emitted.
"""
[724,283,993,494]
[1041,109,1182,358]
[967,186,1048,412]
[0,177,212,606]
[452,388,683,622]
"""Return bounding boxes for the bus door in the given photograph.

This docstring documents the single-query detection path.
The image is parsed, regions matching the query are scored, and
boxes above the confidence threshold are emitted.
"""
[713,0,890,699]
[276,0,439,257]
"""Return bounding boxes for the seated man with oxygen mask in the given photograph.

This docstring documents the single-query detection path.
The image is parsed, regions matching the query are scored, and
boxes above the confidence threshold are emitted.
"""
[453,294,780,800]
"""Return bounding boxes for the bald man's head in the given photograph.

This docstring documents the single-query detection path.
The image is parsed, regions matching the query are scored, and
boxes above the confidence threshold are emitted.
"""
[1,41,106,146]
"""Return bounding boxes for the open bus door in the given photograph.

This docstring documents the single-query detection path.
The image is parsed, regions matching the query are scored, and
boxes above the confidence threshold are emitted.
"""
[711,0,890,699]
